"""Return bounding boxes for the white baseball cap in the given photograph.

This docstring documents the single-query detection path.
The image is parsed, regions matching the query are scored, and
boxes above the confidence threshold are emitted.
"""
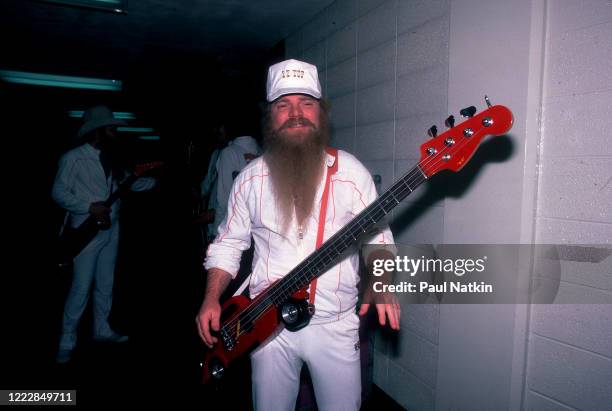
[266,59,322,102]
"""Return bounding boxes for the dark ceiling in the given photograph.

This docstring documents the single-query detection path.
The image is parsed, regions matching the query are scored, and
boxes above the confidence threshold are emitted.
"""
[1,0,335,143]
[0,0,333,77]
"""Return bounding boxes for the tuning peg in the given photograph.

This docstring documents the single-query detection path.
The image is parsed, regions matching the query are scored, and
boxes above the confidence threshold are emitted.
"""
[460,106,477,118]
[444,115,455,128]
[427,125,438,138]
[485,95,492,107]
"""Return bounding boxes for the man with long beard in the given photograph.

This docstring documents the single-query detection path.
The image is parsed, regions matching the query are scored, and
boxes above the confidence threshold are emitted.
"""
[197,59,399,410]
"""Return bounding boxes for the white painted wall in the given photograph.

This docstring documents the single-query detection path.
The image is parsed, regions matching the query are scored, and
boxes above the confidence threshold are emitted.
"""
[526,1,612,409]
[284,0,612,409]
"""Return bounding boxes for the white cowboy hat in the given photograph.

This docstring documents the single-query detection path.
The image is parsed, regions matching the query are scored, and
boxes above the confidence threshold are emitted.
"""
[77,105,126,138]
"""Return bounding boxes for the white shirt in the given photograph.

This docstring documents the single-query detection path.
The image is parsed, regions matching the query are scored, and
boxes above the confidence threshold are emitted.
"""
[52,143,155,228]
[205,149,394,324]
[201,148,222,200]
[210,136,260,237]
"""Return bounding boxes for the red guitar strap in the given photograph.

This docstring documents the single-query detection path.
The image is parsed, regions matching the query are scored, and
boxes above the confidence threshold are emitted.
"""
[308,147,338,305]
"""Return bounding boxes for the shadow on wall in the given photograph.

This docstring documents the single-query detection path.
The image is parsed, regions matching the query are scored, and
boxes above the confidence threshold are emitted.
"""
[391,134,515,240]
[377,134,515,358]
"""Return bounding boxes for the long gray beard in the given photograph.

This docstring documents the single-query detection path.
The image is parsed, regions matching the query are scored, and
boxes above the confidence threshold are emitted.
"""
[264,126,328,236]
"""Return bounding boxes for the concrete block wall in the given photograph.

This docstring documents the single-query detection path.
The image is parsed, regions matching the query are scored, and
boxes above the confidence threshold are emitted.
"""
[535,0,612,241]
[526,1,612,409]
[285,1,450,409]
[284,0,612,409]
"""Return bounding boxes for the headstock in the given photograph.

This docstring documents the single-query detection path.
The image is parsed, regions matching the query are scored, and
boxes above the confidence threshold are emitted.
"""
[419,98,513,177]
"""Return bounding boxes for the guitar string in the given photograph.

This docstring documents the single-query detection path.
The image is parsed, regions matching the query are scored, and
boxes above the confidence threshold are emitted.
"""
[221,124,489,340]
[222,165,428,340]
[222,127,482,340]
[218,161,426,338]
[222,130,477,340]
[223,165,423,339]
[221,157,433,339]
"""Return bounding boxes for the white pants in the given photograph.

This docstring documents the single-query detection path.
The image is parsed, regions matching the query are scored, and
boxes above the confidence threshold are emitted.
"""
[59,222,120,350]
[251,312,361,411]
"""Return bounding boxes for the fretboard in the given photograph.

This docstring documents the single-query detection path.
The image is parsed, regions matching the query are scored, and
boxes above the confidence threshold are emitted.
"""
[103,173,139,208]
[257,163,428,308]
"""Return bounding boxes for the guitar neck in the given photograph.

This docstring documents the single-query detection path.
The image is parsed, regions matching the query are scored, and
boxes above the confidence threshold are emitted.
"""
[240,104,514,313]
[103,173,140,208]
[259,163,428,306]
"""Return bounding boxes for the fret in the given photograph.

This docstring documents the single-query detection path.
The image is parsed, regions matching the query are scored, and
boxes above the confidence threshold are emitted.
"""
[373,207,388,222]
[401,177,413,193]
[380,197,394,214]
[375,200,388,215]
[342,236,355,252]
[339,231,356,247]
[339,225,351,238]
[335,240,349,254]
[317,255,330,270]
[283,275,297,291]
[348,223,365,240]
[296,275,309,289]
[319,248,333,264]
[331,242,343,255]
[382,198,394,212]
[366,204,383,221]
[389,190,400,204]
[273,294,287,306]
[355,218,368,233]
[366,211,377,224]
[417,165,428,180]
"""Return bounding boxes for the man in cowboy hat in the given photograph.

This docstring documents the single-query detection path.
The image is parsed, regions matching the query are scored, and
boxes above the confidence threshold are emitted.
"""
[52,105,155,364]
[197,59,399,410]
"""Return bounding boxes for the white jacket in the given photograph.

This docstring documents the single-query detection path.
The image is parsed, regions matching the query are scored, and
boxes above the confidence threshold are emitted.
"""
[205,149,394,324]
[52,143,155,228]
[211,136,260,237]
[201,148,222,200]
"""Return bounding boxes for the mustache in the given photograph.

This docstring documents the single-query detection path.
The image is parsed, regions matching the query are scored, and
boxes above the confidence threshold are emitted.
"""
[278,117,317,132]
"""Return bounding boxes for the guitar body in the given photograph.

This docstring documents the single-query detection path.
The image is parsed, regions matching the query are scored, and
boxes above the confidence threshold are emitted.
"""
[202,295,280,384]
[57,217,108,266]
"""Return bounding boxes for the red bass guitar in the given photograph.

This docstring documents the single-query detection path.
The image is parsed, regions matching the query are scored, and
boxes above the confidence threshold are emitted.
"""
[202,99,513,383]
